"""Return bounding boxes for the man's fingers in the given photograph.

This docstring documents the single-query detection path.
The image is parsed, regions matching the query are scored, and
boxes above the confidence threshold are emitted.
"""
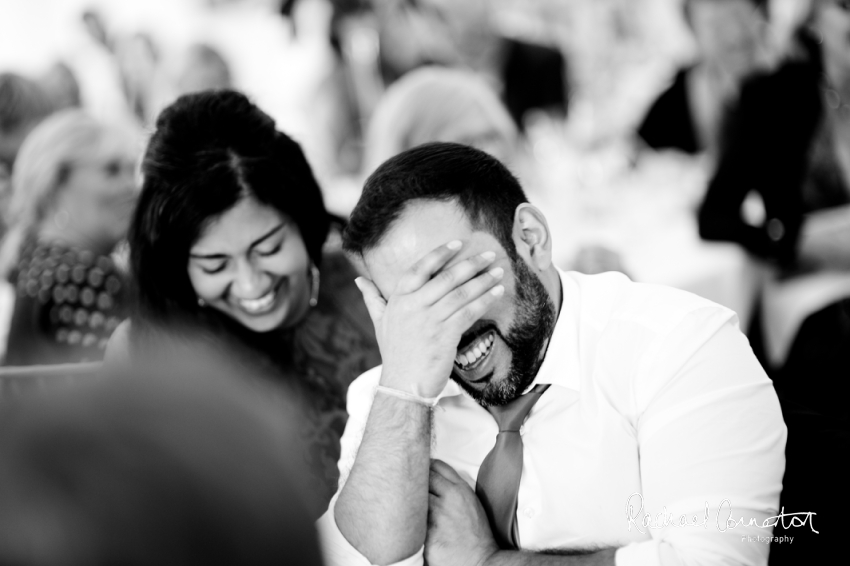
[446,283,505,332]
[427,494,439,527]
[433,265,504,320]
[354,277,386,324]
[418,251,499,306]
[430,459,465,485]
[429,467,457,496]
[396,240,464,294]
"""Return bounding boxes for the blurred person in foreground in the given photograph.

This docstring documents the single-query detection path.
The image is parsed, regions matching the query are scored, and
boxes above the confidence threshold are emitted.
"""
[0,340,323,566]
[637,0,771,160]
[363,66,517,175]
[318,142,786,566]
[108,89,380,508]
[698,1,850,561]
[0,110,138,366]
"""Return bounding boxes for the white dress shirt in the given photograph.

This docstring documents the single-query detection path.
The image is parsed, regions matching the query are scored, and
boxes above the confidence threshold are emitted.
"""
[317,270,786,566]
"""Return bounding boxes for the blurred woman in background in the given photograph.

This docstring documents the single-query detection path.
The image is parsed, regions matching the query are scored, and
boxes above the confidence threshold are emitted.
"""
[637,0,770,159]
[363,66,517,175]
[115,89,379,508]
[0,110,138,366]
[698,2,850,561]
[700,0,850,389]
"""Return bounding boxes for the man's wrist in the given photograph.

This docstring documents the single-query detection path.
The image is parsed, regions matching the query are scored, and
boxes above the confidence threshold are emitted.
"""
[376,385,440,407]
[378,368,447,399]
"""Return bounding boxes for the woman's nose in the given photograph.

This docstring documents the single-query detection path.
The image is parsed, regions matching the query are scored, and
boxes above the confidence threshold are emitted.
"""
[232,259,268,298]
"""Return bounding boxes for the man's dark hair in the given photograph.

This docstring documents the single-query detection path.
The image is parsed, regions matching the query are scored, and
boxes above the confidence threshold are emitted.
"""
[343,142,528,259]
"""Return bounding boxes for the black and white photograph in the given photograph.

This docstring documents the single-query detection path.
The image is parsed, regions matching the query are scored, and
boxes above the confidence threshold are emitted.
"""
[0,1,845,564]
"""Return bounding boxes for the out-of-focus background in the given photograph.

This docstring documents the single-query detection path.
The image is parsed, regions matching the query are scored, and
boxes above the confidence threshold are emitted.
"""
[0,0,811,333]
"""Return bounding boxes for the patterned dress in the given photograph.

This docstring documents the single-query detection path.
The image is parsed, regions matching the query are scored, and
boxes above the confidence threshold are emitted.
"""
[3,240,127,366]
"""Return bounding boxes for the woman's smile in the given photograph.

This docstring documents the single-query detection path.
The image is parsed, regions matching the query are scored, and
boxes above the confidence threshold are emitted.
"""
[231,278,287,316]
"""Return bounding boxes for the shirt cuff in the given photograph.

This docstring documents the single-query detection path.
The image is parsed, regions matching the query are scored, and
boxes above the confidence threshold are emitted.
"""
[316,503,425,566]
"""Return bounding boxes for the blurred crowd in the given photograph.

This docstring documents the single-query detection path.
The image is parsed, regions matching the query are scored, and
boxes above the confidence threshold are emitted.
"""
[0,0,848,564]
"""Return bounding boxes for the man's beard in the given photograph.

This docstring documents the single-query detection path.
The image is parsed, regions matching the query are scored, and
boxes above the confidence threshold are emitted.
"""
[450,257,557,407]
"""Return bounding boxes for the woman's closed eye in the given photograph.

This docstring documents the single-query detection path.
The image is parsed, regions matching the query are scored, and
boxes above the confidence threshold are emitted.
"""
[255,241,283,257]
[197,259,228,274]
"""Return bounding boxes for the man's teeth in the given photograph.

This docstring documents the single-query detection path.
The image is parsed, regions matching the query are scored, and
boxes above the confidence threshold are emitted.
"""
[455,334,494,369]
[238,288,276,313]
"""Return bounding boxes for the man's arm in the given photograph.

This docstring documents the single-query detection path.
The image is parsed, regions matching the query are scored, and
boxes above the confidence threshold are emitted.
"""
[333,241,505,565]
[425,460,617,566]
[334,393,432,564]
[618,310,785,566]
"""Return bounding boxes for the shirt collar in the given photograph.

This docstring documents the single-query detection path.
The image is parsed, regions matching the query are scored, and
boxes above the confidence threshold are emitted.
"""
[437,267,581,401]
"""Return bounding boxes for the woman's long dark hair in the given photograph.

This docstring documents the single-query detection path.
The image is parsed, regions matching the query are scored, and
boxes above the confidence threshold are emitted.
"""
[129,90,331,365]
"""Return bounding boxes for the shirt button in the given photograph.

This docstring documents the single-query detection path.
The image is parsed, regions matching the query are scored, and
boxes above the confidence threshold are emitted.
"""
[523,507,536,518]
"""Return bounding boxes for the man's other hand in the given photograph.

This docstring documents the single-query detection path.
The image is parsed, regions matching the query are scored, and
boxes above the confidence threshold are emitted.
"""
[426,459,498,566]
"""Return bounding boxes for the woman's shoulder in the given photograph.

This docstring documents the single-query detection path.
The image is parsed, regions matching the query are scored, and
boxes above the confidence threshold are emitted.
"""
[316,250,374,335]
[104,319,133,364]
[295,250,379,382]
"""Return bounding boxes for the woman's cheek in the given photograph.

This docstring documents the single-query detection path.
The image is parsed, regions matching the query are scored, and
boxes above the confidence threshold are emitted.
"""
[188,268,227,300]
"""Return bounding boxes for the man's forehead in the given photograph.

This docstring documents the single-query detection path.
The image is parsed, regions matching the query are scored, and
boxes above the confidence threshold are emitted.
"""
[362,200,505,295]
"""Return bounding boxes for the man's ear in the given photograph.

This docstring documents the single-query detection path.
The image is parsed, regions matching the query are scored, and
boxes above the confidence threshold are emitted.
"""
[513,204,552,271]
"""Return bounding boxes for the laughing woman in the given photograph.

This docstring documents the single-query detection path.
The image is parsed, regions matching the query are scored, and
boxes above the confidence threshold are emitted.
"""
[110,90,380,510]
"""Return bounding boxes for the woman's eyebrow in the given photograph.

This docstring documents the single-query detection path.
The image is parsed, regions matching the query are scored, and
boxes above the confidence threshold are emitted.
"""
[189,223,286,260]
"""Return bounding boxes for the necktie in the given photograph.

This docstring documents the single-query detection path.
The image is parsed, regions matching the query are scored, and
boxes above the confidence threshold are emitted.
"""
[475,384,550,550]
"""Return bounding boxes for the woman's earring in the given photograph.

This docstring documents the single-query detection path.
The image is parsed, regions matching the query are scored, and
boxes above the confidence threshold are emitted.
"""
[309,263,320,308]
[197,297,206,307]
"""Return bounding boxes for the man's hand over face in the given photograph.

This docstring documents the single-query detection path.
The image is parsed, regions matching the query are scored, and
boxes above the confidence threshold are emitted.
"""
[426,459,498,566]
[356,241,504,398]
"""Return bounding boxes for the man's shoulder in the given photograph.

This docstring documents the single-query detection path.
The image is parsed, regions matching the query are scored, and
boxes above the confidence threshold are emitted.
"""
[567,270,736,335]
